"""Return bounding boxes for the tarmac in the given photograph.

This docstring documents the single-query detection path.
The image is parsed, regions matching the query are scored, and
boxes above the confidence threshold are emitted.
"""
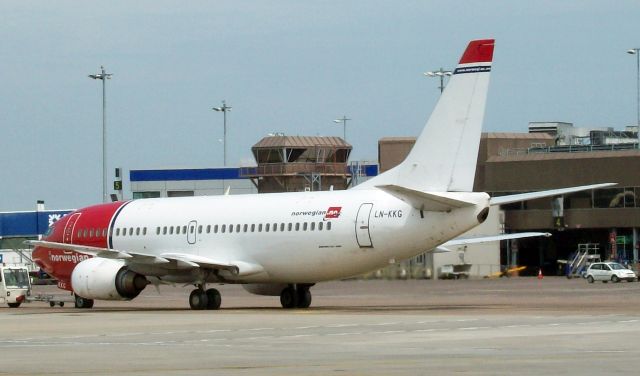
[2,277,640,375]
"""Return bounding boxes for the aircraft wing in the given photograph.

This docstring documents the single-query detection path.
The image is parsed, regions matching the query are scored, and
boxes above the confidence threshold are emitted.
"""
[489,183,616,206]
[433,232,551,253]
[26,240,263,277]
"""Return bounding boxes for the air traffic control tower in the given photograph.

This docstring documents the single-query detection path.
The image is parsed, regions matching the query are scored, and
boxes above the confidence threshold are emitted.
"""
[240,136,354,192]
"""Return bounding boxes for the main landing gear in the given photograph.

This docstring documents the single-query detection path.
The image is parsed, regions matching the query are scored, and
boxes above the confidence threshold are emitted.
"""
[189,285,221,310]
[74,294,94,309]
[280,284,312,309]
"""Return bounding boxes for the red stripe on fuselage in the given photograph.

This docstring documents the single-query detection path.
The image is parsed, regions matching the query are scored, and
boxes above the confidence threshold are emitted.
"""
[32,201,128,291]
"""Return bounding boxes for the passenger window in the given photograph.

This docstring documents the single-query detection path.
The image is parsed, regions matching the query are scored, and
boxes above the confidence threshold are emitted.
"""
[318,222,323,230]
[198,225,202,234]
[288,223,292,231]
[115,228,120,236]
[310,222,315,231]
[77,230,82,238]
[163,226,167,235]
[243,224,248,232]
[272,223,277,232]
[221,224,226,233]
[258,224,263,232]
[229,224,234,233]
[183,225,187,233]
[169,226,174,235]
[84,229,89,238]
[236,224,240,233]
[190,226,195,234]
[156,227,160,235]
[251,224,255,232]
[136,228,140,236]
[327,222,332,230]
[103,228,108,237]
[207,225,212,234]
[295,223,300,231]
[176,226,181,235]
[214,225,219,233]
[265,223,270,232]
[303,223,308,231]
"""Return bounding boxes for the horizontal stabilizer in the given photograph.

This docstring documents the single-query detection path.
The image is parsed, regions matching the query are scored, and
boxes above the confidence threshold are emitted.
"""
[489,183,617,206]
[432,232,551,253]
[442,232,551,247]
[377,185,476,211]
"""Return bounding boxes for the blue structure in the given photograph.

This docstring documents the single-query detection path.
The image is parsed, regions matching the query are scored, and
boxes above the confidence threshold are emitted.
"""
[130,166,378,183]
[0,210,72,238]
[130,168,242,182]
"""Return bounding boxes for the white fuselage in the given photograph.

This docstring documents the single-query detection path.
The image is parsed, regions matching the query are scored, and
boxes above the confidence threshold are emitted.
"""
[110,189,489,283]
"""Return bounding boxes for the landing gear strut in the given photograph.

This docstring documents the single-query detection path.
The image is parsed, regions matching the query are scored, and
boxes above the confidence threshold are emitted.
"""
[280,285,312,309]
[189,286,221,310]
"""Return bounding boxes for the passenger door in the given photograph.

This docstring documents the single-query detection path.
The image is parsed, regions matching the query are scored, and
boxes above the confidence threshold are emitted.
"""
[187,220,197,245]
[63,213,82,243]
[355,203,373,248]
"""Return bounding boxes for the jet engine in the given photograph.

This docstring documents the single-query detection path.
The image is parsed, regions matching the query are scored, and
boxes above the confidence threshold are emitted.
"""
[71,258,148,300]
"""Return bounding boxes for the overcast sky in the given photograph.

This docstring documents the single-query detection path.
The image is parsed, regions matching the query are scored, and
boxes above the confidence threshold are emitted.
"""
[1,0,639,211]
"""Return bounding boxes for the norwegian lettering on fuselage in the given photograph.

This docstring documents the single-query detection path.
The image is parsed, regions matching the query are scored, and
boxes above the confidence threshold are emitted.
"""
[290,206,342,219]
[374,209,403,219]
[48,251,90,264]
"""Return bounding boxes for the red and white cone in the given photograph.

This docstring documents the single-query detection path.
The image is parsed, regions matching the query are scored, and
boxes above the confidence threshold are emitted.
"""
[537,268,544,280]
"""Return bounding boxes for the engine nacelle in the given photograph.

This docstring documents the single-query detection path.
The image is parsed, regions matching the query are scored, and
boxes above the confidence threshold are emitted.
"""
[243,283,288,296]
[71,258,148,300]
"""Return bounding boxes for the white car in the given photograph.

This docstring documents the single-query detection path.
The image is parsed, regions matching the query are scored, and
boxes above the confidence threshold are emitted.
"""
[585,262,637,283]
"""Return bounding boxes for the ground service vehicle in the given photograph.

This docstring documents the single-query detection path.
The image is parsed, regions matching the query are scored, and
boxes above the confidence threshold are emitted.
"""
[0,265,32,308]
[585,262,637,283]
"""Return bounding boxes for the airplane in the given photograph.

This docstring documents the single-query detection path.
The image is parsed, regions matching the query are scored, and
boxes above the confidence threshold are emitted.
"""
[30,39,613,310]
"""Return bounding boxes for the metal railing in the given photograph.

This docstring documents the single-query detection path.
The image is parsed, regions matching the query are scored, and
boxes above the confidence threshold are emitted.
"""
[239,163,351,177]
[500,143,639,157]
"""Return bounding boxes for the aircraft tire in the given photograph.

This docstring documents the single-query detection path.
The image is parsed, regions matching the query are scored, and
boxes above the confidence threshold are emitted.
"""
[205,288,221,310]
[74,294,94,309]
[296,288,312,309]
[189,289,208,310]
[280,287,298,309]
[8,302,21,308]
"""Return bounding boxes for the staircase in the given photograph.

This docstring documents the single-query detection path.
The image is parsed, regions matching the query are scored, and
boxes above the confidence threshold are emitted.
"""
[565,243,601,278]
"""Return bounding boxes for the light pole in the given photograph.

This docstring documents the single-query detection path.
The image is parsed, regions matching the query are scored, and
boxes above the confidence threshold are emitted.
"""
[212,100,232,166]
[88,66,113,203]
[628,48,640,148]
[333,115,351,141]
[424,67,452,94]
